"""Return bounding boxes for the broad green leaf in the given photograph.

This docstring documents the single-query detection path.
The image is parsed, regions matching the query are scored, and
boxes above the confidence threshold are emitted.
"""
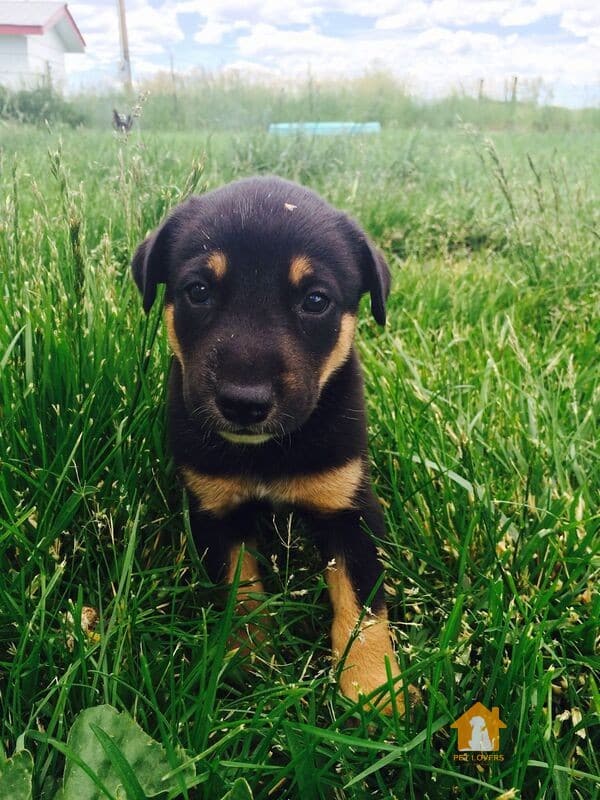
[0,749,34,800]
[59,705,195,799]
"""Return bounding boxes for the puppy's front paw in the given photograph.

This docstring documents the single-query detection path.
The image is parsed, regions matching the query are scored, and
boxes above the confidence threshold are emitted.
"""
[334,616,420,716]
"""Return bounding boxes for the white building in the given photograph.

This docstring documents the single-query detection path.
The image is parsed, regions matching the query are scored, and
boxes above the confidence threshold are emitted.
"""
[0,2,84,90]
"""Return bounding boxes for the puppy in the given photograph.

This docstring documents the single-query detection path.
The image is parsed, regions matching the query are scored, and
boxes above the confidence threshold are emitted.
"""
[132,176,411,713]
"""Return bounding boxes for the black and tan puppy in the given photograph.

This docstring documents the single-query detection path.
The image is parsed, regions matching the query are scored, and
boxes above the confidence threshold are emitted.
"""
[132,176,410,713]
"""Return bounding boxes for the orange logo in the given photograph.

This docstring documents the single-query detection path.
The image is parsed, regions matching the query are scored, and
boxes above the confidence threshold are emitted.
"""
[451,702,506,752]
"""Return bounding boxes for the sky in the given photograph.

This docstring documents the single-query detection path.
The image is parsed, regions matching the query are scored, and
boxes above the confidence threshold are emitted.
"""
[62,0,600,107]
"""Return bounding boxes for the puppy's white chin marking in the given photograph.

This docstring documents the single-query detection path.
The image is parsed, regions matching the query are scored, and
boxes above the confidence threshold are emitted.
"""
[218,431,272,445]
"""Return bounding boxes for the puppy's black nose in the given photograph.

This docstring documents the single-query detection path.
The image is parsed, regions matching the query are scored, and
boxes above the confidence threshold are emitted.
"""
[216,382,273,426]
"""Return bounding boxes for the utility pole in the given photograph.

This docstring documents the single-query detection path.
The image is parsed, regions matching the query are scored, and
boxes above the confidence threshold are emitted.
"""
[169,50,179,119]
[510,75,518,104]
[116,0,132,92]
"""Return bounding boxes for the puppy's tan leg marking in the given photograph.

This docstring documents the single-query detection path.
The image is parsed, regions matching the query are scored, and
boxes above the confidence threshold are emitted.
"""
[226,544,268,658]
[164,304,184,366]
[226,543,265,609]
[289,255,313,286]
[326,559,405,715]
[319,313,357,389]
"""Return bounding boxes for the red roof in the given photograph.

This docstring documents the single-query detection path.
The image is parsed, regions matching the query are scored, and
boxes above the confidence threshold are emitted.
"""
[0,3,85,51]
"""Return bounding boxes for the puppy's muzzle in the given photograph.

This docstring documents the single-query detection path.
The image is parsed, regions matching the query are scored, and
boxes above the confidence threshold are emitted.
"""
[215,381,273,427]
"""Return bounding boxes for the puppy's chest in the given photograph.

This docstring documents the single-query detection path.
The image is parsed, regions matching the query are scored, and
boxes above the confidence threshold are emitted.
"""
[181,458,362,517]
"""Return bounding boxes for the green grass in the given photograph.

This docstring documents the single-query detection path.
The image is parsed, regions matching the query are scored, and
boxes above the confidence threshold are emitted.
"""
[74,71,600,133]
[0,122,599,799]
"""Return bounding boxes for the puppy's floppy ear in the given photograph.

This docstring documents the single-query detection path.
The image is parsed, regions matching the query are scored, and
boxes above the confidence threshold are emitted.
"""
[359,236,391,326]
[131,216,177,313]
[342,216,391,326]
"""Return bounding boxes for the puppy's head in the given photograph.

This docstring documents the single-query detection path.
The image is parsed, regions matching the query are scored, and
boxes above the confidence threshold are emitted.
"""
[132,177,390,444]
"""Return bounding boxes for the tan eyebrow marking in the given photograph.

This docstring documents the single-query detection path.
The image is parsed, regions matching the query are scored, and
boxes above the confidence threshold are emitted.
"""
[207,250,227,279]
[289,255,313,287]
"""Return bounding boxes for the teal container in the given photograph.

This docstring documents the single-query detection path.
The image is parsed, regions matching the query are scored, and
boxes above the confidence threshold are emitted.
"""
[268,121,381,136]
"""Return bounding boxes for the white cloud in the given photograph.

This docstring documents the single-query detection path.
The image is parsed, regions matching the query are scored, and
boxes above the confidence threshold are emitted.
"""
[376,4,433,30]
[375,0,600,31]
[560,4,600,48]
[412,26,512,56]
[235,23,598,100]
[193,20,249,45]
[170,0,322,27]
[127,4,184,52]
[377,2,515,30]
[66,0,187,86]
[194,21,226,45]
[61,0,600,105]
[236,24,344,57]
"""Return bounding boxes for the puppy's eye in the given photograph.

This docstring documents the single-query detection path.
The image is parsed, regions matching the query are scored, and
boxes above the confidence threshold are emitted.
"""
[186,282,211,305]
[302,291,330,314]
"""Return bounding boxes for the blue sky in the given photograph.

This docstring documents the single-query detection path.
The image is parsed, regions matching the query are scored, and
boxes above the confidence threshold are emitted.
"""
[63,0,600,107]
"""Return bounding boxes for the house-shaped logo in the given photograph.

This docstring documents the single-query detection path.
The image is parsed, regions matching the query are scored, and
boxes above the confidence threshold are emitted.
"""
[451,702,506,751]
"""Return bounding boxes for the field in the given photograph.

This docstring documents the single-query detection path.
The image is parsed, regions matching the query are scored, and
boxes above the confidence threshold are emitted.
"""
[0,113,599,799]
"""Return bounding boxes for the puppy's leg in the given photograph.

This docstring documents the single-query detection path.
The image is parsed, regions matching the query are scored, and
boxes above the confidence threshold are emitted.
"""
[225,539,269,658]
[313,498,411,715]
[189,504,268,656]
